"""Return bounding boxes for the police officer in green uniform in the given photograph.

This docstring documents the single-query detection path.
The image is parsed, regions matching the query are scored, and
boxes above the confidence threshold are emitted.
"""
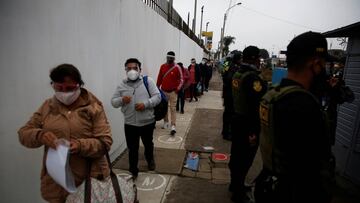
[222,52,242,140]
[229,46,267,202]
[255,32,333,203]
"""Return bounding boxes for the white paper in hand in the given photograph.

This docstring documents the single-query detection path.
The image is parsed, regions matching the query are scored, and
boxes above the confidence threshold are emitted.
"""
[46,139,77,193]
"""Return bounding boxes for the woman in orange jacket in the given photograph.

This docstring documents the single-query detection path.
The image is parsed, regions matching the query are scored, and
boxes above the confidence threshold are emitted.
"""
[18,64,112,202]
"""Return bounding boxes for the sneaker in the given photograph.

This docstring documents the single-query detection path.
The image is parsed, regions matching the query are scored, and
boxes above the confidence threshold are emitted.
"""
[170,125,176,135]
[195,98,198,102]
[148,160,156,171]
[162,122,170,129]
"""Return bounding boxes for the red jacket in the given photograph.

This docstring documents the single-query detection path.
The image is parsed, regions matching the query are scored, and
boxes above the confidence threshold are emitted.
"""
[156,63,183,92]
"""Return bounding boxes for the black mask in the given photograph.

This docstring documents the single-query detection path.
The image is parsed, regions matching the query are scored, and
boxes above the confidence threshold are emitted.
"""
[167,58,175,64]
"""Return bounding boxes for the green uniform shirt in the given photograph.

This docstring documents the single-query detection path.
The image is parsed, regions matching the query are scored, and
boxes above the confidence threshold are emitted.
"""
[232,64,267,116]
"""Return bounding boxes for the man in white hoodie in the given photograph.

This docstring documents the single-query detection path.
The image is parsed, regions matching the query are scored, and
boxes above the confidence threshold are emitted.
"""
[111,58,161,178]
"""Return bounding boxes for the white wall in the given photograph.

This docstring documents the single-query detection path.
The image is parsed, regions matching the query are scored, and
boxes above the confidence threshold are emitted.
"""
[0,0,203,202]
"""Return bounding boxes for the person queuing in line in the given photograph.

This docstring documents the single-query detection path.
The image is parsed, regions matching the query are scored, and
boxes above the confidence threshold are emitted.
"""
[188,58,201,102]
[18,64,113,202]
[156,51,183,135]
[221,51,242,141]
[229,46,267,203]
[204,58,213,92]
[255,32,334,203]
[176,62,190,114]
[111,58,161,179]
[199,57,208,94]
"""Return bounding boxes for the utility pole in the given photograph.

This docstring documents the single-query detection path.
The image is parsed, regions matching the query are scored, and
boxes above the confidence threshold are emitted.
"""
[220,2,241,57]
[187,12,190,34]
[187,12,190,27]
[220,13,226,57]
[206,22,209,32]
[192,0,197,33]
[168,0,173,23]
[200,6,204,39]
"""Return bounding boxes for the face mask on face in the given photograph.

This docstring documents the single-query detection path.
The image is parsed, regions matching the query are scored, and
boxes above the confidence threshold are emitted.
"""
[167,59,174,64]
[127,69,140,81]
[55,88,81,105]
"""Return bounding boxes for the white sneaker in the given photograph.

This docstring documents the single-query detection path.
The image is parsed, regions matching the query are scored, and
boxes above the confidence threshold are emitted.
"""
[170,125,176,136]
[162,122,170,129]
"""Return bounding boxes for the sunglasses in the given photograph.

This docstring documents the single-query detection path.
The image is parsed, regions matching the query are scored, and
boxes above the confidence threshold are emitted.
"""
[52,82,79,92]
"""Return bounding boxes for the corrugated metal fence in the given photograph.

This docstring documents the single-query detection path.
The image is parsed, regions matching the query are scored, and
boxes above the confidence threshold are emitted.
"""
[141,0,203,48]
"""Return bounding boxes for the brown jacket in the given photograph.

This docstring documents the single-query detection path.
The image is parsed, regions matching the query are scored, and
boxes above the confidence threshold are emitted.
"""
[18,88,112,202]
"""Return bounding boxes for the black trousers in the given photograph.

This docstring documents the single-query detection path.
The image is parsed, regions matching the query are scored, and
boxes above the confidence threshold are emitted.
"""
[228,115,258,198]
[204,76,211,90]
[124,122,155,175]
[222,106,233,138]
[176,88,185,112]
[189,83,198,100]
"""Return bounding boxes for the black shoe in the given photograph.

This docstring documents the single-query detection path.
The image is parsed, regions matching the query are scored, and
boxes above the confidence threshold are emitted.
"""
[189,98,193,102]
[148,160,156,171]
[195,98,198,102]
[228,183,234,192]
[170,130,176,136]
[231,195,251,203]
[223,134,232,141]
[131,172,138,180]
[180,110,184,114]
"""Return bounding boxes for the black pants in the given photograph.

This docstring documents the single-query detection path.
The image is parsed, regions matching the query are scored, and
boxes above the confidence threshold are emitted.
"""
[189,83,198,100]
[204,76,211,90]
[222,106,233,139]
[176,88,185,112]
[200,78,205,94]
[124,122,155,175]
[228,115,258,198]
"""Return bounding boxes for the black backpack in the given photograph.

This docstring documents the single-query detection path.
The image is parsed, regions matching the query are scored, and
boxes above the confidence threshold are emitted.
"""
[143,75,168,121]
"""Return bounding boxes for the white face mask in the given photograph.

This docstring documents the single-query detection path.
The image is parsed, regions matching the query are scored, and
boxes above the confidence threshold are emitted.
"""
[55,88,81,105]
[127,70,140,81]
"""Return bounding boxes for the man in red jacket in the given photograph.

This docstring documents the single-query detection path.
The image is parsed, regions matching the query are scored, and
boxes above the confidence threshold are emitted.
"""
[157,51,184,135]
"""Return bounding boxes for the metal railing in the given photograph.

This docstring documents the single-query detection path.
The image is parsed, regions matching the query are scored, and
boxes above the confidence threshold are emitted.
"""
[141,0,204,48]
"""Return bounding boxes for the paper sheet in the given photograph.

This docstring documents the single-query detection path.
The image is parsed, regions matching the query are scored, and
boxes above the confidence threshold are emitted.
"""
[46,139,76,193]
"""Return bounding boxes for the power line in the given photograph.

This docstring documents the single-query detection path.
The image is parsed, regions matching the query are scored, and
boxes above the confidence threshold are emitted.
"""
[240,5,323,32]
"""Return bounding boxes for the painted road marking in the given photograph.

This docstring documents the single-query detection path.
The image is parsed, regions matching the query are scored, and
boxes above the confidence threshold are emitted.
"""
[116,173,167,191]
[178,116,191,121]
[158,135,183,144]
[137,174,167,191]
[212,153,228,161]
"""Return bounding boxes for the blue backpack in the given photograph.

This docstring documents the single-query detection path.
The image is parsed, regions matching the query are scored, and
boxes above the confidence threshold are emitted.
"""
[143,76,168,121]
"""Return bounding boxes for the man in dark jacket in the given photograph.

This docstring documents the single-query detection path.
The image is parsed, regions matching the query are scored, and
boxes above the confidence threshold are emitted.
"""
[199,58,208,94]
[229,46,267,202]
[188,58,201,101]
[222,52,242,140]
[255,32,334,203]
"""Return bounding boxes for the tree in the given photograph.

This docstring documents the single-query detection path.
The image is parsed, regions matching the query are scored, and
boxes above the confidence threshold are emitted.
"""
[259,48,270,59]
[222,36,235,57]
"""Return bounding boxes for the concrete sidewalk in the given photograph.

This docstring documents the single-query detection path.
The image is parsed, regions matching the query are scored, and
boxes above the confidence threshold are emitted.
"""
[112,71,360,203]
[112,71,233,203]
[113,88,226,203]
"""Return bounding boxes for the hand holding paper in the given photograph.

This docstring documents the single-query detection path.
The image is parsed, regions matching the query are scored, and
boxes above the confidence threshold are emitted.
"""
[46,139,77,193]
